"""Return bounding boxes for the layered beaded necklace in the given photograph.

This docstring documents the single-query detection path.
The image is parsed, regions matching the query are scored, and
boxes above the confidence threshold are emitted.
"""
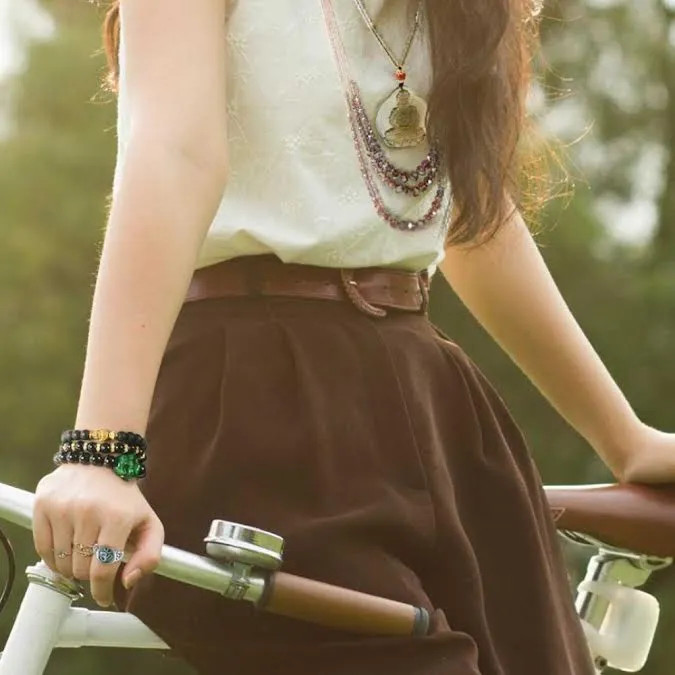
[322,0,448,232]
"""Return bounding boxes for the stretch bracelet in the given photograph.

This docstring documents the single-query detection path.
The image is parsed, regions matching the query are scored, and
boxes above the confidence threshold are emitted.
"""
[59,440,146,458]
[53,446,147,480]
[61,429,147,450]
[55,429,147,481]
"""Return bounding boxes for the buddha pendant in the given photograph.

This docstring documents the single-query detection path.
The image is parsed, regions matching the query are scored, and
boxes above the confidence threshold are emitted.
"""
[375,69,427,150]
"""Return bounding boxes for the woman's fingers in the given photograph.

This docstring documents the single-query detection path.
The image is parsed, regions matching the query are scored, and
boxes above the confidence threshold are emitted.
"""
[71,520,101,581]
[122,515,164,589]
[89,521,132,607]
[32,507,56,571]
[34,497,75,578]
[50,509,76,578]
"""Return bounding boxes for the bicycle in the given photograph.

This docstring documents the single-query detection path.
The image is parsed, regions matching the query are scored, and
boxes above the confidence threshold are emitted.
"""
[0,480,673,674]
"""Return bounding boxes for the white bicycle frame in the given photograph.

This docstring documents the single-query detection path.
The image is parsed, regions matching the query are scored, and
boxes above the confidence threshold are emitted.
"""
[0,481,669,675]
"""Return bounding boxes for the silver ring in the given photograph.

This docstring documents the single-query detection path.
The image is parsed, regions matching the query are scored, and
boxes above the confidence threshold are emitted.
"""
[92,544,124,565]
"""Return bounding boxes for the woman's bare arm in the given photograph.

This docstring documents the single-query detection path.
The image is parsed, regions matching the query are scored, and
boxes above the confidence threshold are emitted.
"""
[76,0,229,433]
[33,0,229,608]
[439,211,640,479]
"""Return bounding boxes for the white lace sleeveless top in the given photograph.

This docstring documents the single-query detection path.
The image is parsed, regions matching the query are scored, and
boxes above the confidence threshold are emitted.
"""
[114,1,450,271]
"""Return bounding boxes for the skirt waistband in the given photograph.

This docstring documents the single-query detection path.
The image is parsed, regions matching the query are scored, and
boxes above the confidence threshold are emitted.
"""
[185,256,430,317]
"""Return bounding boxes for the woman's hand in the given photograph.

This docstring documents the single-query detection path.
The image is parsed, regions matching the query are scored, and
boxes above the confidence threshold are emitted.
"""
[609,423,675,485]
[33,464,164,607]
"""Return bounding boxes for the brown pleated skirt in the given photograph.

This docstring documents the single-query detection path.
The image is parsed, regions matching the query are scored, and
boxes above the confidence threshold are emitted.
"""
[116,272,594,675]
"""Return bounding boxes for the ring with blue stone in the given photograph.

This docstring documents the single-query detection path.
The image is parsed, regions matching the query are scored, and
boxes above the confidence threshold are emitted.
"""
[93,544,125,565]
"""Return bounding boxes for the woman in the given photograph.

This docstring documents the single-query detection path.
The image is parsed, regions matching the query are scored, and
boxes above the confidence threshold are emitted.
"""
[32,1,675,674]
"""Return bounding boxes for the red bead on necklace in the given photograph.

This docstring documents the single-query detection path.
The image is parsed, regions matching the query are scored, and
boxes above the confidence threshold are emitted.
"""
[395,68,407,83]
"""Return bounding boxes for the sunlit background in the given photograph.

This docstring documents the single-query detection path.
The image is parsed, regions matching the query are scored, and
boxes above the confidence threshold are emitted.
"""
[1,1,674,673]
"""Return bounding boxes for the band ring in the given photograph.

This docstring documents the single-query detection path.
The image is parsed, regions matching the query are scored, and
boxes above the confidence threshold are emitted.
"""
[54,550,71,559]
[93,544,125,565]
[74,543,95,558]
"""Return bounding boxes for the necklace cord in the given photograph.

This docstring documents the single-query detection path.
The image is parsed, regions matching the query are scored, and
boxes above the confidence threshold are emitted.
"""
[352,0,423,71]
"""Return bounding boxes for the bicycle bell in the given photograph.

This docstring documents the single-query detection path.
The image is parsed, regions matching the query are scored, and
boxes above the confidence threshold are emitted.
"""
[204,520,284,570]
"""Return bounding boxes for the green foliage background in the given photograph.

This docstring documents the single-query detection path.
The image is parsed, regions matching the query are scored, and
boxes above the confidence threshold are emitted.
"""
[0,1,674,672]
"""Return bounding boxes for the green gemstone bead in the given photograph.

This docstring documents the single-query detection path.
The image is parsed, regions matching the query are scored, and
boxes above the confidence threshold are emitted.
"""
[113,453,142,480]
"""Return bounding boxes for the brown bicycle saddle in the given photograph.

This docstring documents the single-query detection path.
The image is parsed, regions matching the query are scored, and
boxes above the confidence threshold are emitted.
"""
[545,483,675,559]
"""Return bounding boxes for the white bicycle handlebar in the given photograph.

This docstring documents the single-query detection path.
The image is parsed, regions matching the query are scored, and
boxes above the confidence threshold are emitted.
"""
[0,479,431,675]
[0,483,239,596]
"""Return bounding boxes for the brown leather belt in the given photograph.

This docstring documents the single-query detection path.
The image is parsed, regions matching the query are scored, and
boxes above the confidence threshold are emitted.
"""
[185,256,429,317]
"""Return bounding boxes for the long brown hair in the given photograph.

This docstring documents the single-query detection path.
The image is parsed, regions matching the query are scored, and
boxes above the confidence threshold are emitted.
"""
[102,1,546,244]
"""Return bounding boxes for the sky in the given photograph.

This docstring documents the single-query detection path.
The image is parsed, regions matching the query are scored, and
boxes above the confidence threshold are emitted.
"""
[0,0,52,81]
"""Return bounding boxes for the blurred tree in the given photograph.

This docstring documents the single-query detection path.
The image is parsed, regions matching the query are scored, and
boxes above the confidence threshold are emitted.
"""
[653,1,675,258]
[540,0,675,263]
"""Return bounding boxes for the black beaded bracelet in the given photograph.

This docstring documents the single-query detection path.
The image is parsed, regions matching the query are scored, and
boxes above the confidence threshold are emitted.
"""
[60,429,147,451]
[60,440,146,458]
[56,429,147,480]
[53,447,147,480]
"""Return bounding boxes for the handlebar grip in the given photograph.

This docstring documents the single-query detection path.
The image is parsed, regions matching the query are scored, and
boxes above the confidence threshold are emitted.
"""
[258,571,430,637]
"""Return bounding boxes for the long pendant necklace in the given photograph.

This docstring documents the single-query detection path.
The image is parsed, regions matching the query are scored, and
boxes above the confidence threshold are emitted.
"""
[322,0,446,232]
[352,0,428,150]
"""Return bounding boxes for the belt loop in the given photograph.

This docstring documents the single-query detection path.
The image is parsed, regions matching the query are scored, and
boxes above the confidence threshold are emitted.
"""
[340,269,387,318]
